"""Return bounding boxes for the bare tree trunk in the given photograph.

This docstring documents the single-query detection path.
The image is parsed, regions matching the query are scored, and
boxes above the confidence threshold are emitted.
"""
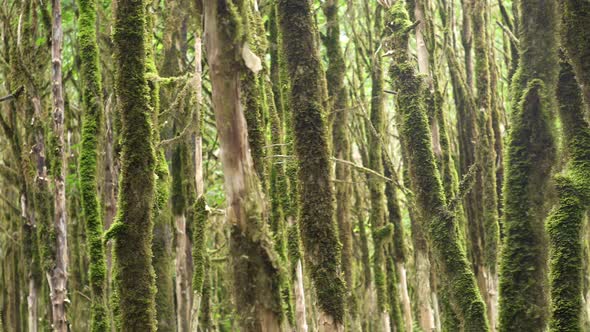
[203,1,282,330]
[190,28,204,332]
[50,0,68,328]
[294,259,308,332]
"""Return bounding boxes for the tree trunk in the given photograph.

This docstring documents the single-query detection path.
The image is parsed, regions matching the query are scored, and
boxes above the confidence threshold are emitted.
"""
[559,0,590,108]
[498,0,558,330]
[385,2,489,330]
[203,1,283,330]
[49,0,69,328]
[111,0,158,326]
[277,0,346,330]
[78,0,108,326]
[547,56,590,332]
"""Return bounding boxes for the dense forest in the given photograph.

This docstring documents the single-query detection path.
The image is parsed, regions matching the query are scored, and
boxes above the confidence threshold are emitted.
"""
[0,0,589,331]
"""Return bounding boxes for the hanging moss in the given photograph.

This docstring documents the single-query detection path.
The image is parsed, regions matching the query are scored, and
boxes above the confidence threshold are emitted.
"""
[385,2,489,330]
[78,0,108,327]
[277,0,346,324]
[547,57,590,332]
[112,0,158,326]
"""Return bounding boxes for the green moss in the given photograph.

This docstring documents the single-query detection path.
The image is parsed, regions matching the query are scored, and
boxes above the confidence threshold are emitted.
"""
[547,57,590,332]
[78,0,108,326]
[192,196,208,294]
[499,80,556,331]
[560,0,590,105]
[241,3,267,185]
[112,0,158,326]
[385,2,489,330]
[277,0,346,323]
[152,151,176,332]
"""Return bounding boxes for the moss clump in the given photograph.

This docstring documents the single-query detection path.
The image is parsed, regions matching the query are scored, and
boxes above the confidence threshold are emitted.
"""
[385,2,489,330]
[277,0,346,324]
[112,0,158,326]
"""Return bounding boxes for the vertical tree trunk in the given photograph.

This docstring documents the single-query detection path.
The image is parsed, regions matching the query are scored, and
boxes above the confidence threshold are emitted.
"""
[277,0,346,330]
[203,1,283,330]
[49,0,68,328]
[78,0,108,327]
[498,0,558,330]
[190,9,206,329]
[322,0,355,328]
[547,57,590,332]
[471,1,500,328]
[111,0,158,326]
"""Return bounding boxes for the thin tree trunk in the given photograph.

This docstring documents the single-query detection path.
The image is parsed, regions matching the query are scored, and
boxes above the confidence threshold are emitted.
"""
[49,0,68,328]
[559,0,590,107]
[78,0,108,326]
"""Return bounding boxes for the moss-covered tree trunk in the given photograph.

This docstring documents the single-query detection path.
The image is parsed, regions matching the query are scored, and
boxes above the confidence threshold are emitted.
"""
[497,0,558,330]
[547,57,590,332]
[366,6,393,331]
[111,0,158,327]
[322,0,356,329]
[559,0,590,107]
[384,2,489,330]
[203,1,283,330]
[78,0,108,327]
[190,5,207,329]
[277,0,346,330]
[470,0,500,328]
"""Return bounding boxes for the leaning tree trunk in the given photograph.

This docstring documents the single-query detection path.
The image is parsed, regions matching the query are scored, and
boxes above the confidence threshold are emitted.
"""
[498,0,559,330]
[78,0,108,327]
[277,0,346,330]
[384,2,489,330]
[203,1,283,330]
[111,0,158,327]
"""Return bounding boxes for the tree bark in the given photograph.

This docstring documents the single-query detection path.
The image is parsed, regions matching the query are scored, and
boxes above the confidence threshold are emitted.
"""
[111,0,158,326]
[49,0,69,328]
[203,1,283,330]
[277,0,346,329]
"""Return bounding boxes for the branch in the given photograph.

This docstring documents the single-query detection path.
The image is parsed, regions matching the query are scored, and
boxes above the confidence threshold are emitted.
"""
[0,86,24,102]
[496,21,519,46]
